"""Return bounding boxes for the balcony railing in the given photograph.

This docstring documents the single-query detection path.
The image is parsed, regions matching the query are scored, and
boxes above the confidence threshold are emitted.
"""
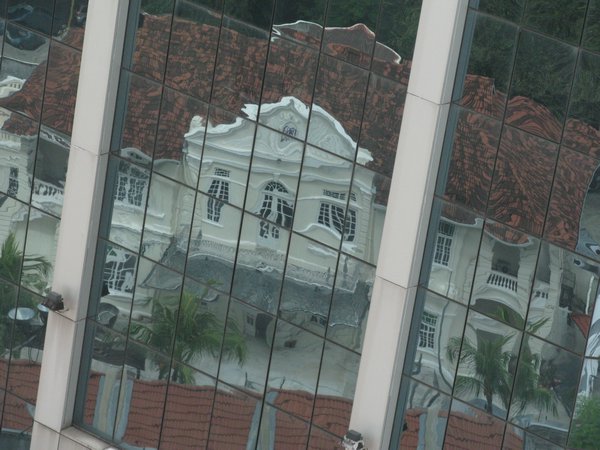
[486,270,518,293]
[32,180,64,204]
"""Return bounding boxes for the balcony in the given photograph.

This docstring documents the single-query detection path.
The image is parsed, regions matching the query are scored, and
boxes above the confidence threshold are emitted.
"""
[32,179,64,205]
[486,270,518,293]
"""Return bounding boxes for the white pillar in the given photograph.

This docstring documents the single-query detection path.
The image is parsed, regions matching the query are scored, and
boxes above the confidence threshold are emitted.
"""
[349,1,469,448]
[30,1,129,448]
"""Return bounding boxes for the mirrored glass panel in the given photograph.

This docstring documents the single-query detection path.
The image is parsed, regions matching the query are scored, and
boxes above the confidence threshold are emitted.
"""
[0,109,38,205]
[272,0,326,49]
[91,240,137,333]
[452,311,522,419]
[232,212,289,315]
[257,404,310,449]
[343,166,389,265]
[259,38,319,140]
[327,255,374,353]
[21,208,58,294]
[528,242,598,355]
[186,192,242,294]
[421,199,484,305]
[437,106,502,214]
[506,31,577,143]
[308,425,343,449]
[198,107,255,209]
[508,335,580,447]
[312,341,358,437]
[445,399,505,448]
[207,382,261,449]
[453,12,516,120]
[5,289,45,400]
[545,148,600,256]
[503,423,563,450]
[586,296,600,357]
[52,0,88,51]
[307,55,369,155]
[0,196,28,284]
[569,358,600,449]
[583,0,600,53]
[404,289,467,396]
[128,257,183,354]
[1,392,31,446]
[173,277,229,378]
[322,0,378,68]
[468,0,524,22]
[470,221,539,330]
[358,74,406,179]
[111,71,163,168]
[294,145,353,250]
[523,0,587,45]
[373,0,422,80]
[267,320,323,420]
[104,158,150,254]
[218,299,273,398]
[113,341,170,449]
[244,126,302,222]
[394,376,450,450]
[77,322,126,437]
[0,25,49,121]
[0,279,17,389]
[164,0,221,102]
[563,51,600,159]
[125,0,174,82]
[159,367,216,450]
[279,232,337,336]
[41,41,81,137]
[210,19,269,114]
[31,125,69,218]
[141,173,195,273]
[488,126,557,235]
[153,87,208,188]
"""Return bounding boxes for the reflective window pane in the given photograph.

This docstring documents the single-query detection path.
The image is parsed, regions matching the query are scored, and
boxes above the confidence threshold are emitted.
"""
[437,106,502,213]
[403,289,467,396]
[312,341,358,437]
[545,148,600,256]
[469,0,524,22]
[487,126,557,235]
[470,221,539,330]
[279,232,337,336]
[506,31,577,143]
[395,376,450,450]
[164,0,221,102]
[528,242,598,355]
[523,0,587,45]
[453,311,522,419]
[445,399,505,448]
[307,55,369,153]
[563,51,600,159]
[257,404,310,449]
[327,255,374,353]
[293,145,353,250]
[421,199,484,305]
[272,0,327,49]
[186,193,242,293]
[453,12,516,120]
[231,212,289,315]
[508,335,580,446]
[0,197,28,284]
[21,208,58,294]
[569,358,600,449]
[583,0,600,53]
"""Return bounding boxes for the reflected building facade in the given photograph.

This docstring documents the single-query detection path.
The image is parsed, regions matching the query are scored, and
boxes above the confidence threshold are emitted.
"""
[1,0,600,449]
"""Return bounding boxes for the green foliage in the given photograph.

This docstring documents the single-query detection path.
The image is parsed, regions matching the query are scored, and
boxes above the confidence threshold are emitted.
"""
[142,0,174,15]
[476,0,524,22]
[570,396,600,449]
[132,290,246,384]
[447,324,556,417]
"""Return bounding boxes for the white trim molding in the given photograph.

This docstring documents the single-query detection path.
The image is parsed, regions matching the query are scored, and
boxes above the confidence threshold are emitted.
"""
[31,1,130,448]
[349,1,469,448]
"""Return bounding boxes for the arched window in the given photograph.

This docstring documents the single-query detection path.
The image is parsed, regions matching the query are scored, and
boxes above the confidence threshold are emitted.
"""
[259,181,294,228]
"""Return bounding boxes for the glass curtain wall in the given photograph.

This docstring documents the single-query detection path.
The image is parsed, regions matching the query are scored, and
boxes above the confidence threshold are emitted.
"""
[0,0,88,447]
[392,1,600,449]
[74,0,422,448]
